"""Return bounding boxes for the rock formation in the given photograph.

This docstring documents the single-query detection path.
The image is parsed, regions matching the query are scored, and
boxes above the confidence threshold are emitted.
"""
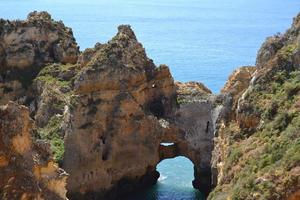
[62,25,178,199]
[0,12,214,199]
[0,11,79,105]
[60,25,218,198]
[221,66,256,120]
[173,81,224,194]
[0,10,300,200]
[0,13,220,198]
[0,101,68,200]
[209,12,300,200]
[0,11,77,200]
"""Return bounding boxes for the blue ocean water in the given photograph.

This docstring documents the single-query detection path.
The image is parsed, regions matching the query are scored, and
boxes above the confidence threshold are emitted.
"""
[125,156,205,200]
[1,0,299,92]
[1,0,299,199]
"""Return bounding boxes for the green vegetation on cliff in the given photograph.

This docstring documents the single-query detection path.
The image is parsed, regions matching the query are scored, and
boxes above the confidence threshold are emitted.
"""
[210,69,300,200]
[37,115,65,164]
[209,13,300,199]
[34,63,78,164]
[35,63,77,90]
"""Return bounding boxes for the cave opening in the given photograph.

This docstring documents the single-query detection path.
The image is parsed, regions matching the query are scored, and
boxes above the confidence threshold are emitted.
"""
[148,98,165,118]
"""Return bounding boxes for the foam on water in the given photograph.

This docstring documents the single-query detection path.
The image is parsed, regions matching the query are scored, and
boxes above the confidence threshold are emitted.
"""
[158,175,168,182]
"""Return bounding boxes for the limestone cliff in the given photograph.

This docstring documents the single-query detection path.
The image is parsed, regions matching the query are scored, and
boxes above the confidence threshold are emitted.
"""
[0,11,79,105]
[62,25,178,199]
[209,13,300,200]
[1,10,300,200]
[174,81,225,194]
[0,12,77,199]
[31,22,218,199]
[61,26,222,199]
[0,13,216,199]
[0,101,68,200]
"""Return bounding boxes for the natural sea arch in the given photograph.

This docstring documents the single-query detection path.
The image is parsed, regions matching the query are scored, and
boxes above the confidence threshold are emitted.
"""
[125,156,206,200]
[124,138,213,199]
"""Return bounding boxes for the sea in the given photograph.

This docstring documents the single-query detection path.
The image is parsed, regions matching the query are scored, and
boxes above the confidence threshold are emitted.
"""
[1,0,299,199]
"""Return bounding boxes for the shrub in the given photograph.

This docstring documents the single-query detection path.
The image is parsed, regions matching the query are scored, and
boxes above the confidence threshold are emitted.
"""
[273,113,291,132]
[284,82,300,96]
[38,115,65,164]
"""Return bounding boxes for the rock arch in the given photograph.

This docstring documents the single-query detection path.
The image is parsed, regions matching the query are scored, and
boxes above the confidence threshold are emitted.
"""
[153,99,217,196]
[60,25,221,199]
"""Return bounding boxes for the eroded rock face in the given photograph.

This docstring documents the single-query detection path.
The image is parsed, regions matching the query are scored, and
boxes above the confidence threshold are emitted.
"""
[3,10,299,200]
[0,15,219,198]
[0,12,224,199]
[62,25,178,199]
[174,81,225,195]
[209,12,300,200]
[176,81,212,96]
[0,101,68,200]
[256,13,300,69]
[0,11,78,70]
[0,11,79,105]
[221,66,256,116]
[236,13,300,132]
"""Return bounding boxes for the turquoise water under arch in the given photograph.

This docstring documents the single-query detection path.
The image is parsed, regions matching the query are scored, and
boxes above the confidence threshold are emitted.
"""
[126,156,205,200]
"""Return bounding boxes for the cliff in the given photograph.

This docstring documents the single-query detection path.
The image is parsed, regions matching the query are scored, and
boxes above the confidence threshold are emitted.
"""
[62,25,178,199]
[209,13,300,200]
[0,102,68,200]
[0,11,79,105]
[0,10,300,200]
[0,12,78,200]
[0,12,214,198]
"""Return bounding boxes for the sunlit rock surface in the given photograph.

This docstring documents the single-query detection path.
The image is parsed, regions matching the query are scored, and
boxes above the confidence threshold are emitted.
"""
[0,11,79,105]
[0,11,299,200]
[0,101,68,200]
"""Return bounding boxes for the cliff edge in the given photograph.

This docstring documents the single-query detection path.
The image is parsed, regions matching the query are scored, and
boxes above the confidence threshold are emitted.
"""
[210,13,300,200]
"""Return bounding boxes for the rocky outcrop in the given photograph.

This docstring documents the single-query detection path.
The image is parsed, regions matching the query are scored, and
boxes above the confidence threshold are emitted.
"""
[176,81,212,99]
[0,13,220,199]
[221,66,256,120]
[0,11,78,70]
[237,13,300,132]
[174,81,225,194]
[256,13,300,69]
[209,12,300,200]
[0,101,68,200]
[0,11,79,105]
[61,25,221,199]
[1,10,299,200]
[62,25,178,199]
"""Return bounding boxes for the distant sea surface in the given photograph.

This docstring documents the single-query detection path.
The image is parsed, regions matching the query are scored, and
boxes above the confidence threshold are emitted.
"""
[1,0,299,199]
